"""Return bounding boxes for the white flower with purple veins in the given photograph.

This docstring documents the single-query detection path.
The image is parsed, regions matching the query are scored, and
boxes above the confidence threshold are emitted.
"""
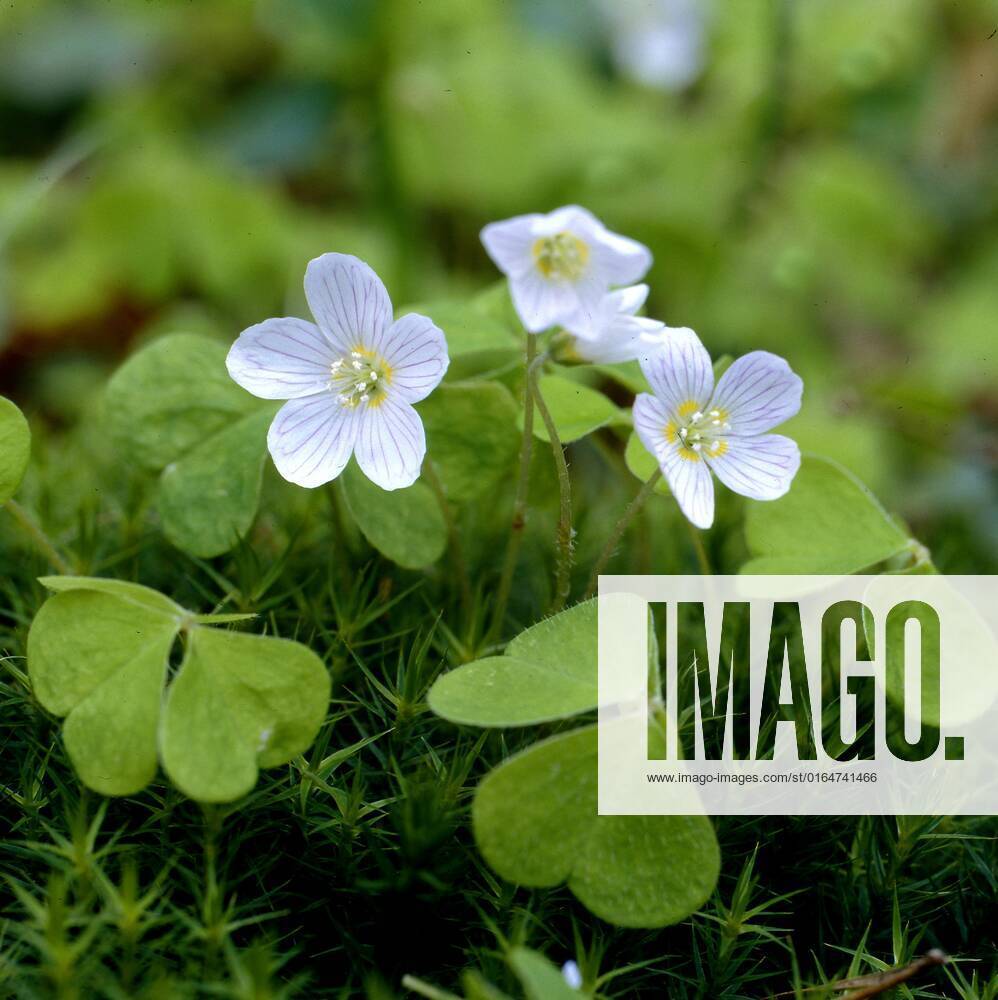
[633,327,803,529]
[480,205,651,334]
[563,283,667,363]
[226,253,448,491]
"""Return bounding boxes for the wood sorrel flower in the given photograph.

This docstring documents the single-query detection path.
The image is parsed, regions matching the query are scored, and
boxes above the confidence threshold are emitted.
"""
[633,327,802,528]
[226,253,448,490]
[480,205,651,333]
[562,283,667,363]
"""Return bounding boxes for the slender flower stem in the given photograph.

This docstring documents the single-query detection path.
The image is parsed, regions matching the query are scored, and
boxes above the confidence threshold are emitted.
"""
[488,332,538,641]
[685,518,712,575]
[527,352,573,614]
[422,459,472,614]
[584,468,663,599]
[4,499,74,575]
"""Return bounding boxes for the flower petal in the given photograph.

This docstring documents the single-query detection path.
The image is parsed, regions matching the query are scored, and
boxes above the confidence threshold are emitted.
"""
[508,269,581,333]
[633,392,714,528]
[639,326,713,416]
[573,315,665,364]
[354,397,426,491]
[226,318,333,400]
[607,282,650,316]
[304,253,393,354]
[480,214,541,280]
[710,351,803,435]
[267,394,358,488]
[706,433,800,501]
[379,313,449,403]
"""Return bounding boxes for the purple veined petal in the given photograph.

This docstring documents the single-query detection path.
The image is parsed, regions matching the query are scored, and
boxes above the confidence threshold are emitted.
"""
[706,433,801,501]
[354,396,426,491]
[304,253,393,355]
[380,313,450,403]
[633,391,714,528]
[226,318,334,400]
[267,393,359,488]
[639,326,713,417]
[574,315,665,364]
[709,351,803,436]
[480,214,541,280]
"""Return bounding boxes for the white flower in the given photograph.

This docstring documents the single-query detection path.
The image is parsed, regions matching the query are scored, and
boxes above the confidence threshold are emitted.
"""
[598,0,708,93]
[226,253,448,491]
[561,960,583,990]
[480,205,651,334]
[563,283,667,364]
[633,328,802,529]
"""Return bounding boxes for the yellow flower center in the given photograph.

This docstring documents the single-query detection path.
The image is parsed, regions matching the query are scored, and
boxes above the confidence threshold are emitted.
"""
[330,348,392,409]
[664,401,730,462]
[532,231,589,281]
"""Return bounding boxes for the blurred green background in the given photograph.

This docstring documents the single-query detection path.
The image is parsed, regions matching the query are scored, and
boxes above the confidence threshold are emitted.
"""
[0,0,995,570]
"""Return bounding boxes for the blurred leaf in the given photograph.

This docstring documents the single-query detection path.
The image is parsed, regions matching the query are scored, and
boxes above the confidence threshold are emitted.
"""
[473,725,720,927]
[508,949,578,1000]
[742,455,912,574]
[105,333,271,557]
[419,381,519,502]
[624,432,671,496]
[0,395,31,504]
[28,577,329,802]
[160,626,330,803]
[340,461,447,569]
[428,600,597,726]
[530,374,623,443]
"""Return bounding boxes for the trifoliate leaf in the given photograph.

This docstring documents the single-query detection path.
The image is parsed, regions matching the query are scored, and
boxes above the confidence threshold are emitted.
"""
[104,333,272,557]
[27,577,329,802]
[473,725,720,928]
[508,949,579,1000]
[0,395,31,505]
[340,460,447,569]
[429,600,598,726]
[419,381,519,502]
[160,626,330,803]
[529,374,622,444]
[742,455,911,574]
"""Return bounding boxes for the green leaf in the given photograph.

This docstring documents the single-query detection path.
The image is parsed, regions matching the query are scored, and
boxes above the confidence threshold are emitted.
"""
[27,589,178,795]
[160,626,330,803]
[340,460,447,569]
[429,600,598,726]
[27,576,330,802]
[157,407,275,557]
[508,949,578,1000]
[624,432,671,496]
[0,395,31,505]
[403,300,519,359]
[419,381,519,502]
[473,726,720,927]
[530,375,622,443]
[104,333,270,556]
[742,455,912,574]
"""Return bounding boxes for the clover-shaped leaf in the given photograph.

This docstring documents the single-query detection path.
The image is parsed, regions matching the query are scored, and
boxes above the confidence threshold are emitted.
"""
[429,600,598,726]
[27,576,330,802]
[104,333,276,557]
[529,374,623,444]
[0,395,31,505]
[340,460,447,569]
[473,725,720,928]
[419,381,520,502]
[743,455,912,574]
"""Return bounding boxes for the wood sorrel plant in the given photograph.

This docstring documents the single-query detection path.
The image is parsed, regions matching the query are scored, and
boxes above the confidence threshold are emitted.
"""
[5,205,934,931]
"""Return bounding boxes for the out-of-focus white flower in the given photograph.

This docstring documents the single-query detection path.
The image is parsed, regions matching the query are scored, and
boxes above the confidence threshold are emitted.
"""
[561,959,583,990]
[633,327,802,528]
[563,283,667,363]
[481,205,651,334]
[597,0,708,92]
[227,253,448,491]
